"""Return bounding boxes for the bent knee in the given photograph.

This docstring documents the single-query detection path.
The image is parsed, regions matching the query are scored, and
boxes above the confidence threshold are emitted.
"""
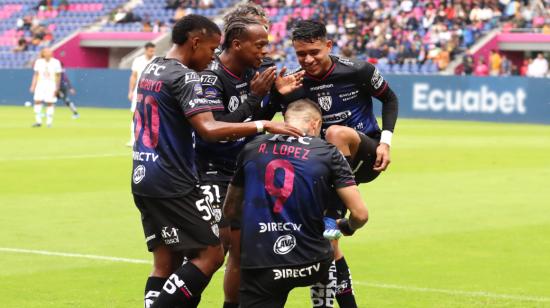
[325,125,360,144]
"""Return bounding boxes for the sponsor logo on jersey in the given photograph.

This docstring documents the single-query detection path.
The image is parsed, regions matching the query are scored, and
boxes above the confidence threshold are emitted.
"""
[185,72,200,83]
[310,84,334,91]
[145,234,156,242]
[338,57,354,66]
[371,68,384,90]
[322,110,352,124]
[236,82,247,89]
[144,63,165,76]
[201,74,218,85]
[204,86,219,99]
[163,273,192,296]
[413,83,527,115]
[193,83,203,96]
[228,96,240,112]
[161,227,179,244]
[273,262,321,280]
[133,151,159,162]
[259,222,303,233]
[318,95,333,111]
[268,134,313,145]
[273,234,296,255]
[133,165,146,184]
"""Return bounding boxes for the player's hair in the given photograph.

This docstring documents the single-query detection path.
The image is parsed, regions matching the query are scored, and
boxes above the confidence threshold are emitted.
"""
[144,42,155,49]
[223,2,268,29]
[292,20,327,42]
[171,14,221,45]
[285,98,322,124]
[222,16,263,50]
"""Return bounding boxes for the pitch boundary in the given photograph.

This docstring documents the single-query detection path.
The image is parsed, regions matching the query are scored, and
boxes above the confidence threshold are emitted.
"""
[0,153,129,161]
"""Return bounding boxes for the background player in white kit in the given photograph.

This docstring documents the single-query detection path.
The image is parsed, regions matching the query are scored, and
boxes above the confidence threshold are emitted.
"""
[30,48,62,128]
[127,42,156,146]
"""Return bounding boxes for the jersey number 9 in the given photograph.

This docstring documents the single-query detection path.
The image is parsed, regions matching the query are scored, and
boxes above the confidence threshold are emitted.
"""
[264,159,295,213]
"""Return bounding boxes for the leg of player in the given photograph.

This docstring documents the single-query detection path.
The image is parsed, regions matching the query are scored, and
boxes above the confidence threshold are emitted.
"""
[152,244,225,308]
[324,125,361,165]
[144,245,176,308]
[45,102,55,128]
[332,240,357,308]
[223,229,241,308]
[65,98,79,119]
[32,101,43,127]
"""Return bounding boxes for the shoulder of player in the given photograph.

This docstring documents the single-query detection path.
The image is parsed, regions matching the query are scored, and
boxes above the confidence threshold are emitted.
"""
[332,55,373,74]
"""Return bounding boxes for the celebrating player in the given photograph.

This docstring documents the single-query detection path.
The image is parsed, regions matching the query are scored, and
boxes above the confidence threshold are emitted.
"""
[30,48,62,128]
[275,20,399,307]
[130,15,303,308]
[223,98,368,308]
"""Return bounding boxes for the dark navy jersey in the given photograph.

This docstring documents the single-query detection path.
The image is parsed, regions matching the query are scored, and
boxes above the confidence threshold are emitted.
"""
[232,134,356,269]
[195,57,277,181]
[131,57,215,197]
[281,55,389,137]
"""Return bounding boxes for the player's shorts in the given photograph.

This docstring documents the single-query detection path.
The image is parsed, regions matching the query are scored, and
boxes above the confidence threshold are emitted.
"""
[240,258,332,308]
[133,190,220,252]
[196,179,230,229]
[33,83,57,103]
[350,131,381,183]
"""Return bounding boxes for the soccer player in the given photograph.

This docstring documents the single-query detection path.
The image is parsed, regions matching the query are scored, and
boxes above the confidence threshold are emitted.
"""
[223,99,369,308]
[276,20,399,307]
[30,48,62,128]
[131,15,303,308]
[128,42,156,146]
[57,61,79,119]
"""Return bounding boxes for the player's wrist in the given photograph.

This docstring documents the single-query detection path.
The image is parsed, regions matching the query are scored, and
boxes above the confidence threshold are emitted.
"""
[254,120,266,133]
[380,130,392,147]
[337,218,356,236]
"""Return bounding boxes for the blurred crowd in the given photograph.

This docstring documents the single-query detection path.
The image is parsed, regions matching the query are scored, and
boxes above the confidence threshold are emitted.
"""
[464,50,549,76]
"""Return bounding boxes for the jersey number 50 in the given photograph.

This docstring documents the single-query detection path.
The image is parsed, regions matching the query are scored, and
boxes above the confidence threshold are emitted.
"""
[265,159,295,213]
[134,95,159,148]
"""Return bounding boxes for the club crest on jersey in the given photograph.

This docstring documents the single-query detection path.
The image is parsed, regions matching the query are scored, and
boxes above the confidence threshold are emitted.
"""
[201,74,217,85]
[228,96,240,112]
[193,83,203,96]
[371,68,384,90]
[273,234,296,255]
[133,165,146,184]
[318,96,332,111]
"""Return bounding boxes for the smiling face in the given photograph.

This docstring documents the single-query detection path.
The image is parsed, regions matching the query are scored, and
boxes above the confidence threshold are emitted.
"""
[293,38,333,78]
[235,24,269,69]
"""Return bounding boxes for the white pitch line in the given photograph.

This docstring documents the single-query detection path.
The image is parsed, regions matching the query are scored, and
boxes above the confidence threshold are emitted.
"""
[2,247,549,303]
[0,247,151,264]
[0,153,128,161]
[355,281,550,303]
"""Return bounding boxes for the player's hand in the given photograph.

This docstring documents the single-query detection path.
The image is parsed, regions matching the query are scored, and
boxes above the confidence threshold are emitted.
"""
[323,217,342,240]
[275,67,304,95]
[373,143,391,171]
[69,88,76,95]
[263,121,304,138]
[250,67,277,97]
[29,86,35,93]
[128,92,134,102]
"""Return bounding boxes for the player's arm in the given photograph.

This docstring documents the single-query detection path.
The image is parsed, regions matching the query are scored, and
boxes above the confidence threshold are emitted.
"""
[358,62,399,171]
[223,184,244,221]
[330,146,368,235]
[30,71,38,93]
[55,72,61,95]
[128,70,138,102]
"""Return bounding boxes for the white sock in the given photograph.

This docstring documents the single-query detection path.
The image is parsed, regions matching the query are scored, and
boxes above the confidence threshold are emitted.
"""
[46,105,55,126]
[34,104,43,124]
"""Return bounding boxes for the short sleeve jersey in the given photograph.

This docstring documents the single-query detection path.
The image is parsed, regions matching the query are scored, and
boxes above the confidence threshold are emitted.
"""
[281,55,389,137]
[232,134,356,269]
[195,58,266,180]
[131,57,216,197]
[34,58,62,87]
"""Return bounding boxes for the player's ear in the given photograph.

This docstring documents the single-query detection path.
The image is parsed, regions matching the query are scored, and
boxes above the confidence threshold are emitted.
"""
[233,39,241,51]
[326,39,333,51]
[191,36,200,51]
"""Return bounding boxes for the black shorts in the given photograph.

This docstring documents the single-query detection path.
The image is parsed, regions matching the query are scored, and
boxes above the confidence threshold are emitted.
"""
[198,177,242,230]
[240,258,332,308]
[351,131,381,184]
[133,190,220,252]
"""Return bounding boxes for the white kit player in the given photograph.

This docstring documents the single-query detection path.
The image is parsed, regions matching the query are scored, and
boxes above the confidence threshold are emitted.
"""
[30,48,62,128]
[127,42,156,146]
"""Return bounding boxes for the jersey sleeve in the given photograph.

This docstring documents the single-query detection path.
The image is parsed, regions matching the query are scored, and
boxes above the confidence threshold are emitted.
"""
[173,71,212,118]
[199,71,225,113]
[357,61,388,98]
[329,146,356,188]
[131,58,140,72]
[33,59,40,72]
[53,60,62,73]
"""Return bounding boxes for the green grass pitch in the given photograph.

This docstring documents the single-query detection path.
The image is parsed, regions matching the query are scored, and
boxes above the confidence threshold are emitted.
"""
[1,105,549,307]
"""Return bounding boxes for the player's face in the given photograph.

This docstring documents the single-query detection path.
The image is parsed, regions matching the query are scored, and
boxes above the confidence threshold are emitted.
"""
[41,48,52,60]
[237,24,269,69]
[191,33,222,71]
[293,39,333,77]
[145,47,155,59]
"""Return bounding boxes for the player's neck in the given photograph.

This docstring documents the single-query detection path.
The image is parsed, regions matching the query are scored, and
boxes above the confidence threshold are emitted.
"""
[166,45,189,68]
[219,51,244,77]
[309,57,334,79]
